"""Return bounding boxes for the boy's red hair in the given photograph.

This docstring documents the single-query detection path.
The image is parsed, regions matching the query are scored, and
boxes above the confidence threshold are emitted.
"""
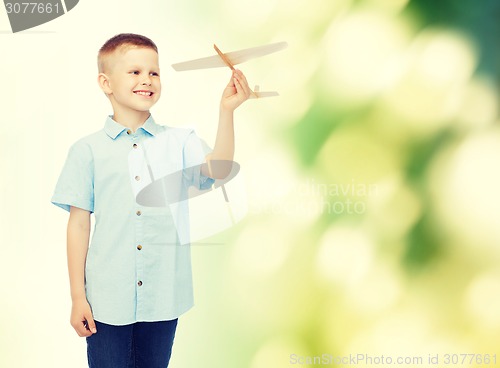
[98,33,158,73]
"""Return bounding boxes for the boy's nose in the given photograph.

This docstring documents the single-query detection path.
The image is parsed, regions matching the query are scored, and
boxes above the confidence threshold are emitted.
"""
[141,76,152,86]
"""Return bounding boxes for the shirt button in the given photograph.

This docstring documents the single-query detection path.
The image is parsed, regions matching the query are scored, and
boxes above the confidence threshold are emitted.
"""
[127,129,132,135]
[136,210,142,216]
[135,175,141,181]
[137,245,142,250]
[138,281,143,286]
[133,143,138,148]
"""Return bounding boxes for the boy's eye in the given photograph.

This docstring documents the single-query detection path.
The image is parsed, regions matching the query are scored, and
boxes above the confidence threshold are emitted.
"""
[130,71,140,75]
[150,72,159,77]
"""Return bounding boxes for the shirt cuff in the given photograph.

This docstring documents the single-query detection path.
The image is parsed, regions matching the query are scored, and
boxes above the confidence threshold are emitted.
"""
[51,193,94,213]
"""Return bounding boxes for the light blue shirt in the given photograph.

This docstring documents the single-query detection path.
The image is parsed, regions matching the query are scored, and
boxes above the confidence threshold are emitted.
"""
[51,115,214,325]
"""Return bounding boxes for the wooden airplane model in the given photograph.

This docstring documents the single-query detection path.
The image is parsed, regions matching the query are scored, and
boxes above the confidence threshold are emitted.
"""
[171,41,288,98]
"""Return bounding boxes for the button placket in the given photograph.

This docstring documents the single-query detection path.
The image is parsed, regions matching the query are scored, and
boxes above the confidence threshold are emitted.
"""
[132,135,142,181]
[135,205,145,315]
[132,130,147,318]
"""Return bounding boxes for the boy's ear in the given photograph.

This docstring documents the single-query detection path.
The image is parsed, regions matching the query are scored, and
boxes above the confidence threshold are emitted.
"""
[98,73,112,95]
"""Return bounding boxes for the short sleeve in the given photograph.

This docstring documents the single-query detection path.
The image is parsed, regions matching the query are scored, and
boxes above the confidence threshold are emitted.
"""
[51,141,94,213]
[182,130,215,190]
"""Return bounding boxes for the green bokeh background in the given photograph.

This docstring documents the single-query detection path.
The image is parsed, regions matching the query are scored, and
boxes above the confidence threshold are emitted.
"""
[0,0,499,367]
[173,0,500,367]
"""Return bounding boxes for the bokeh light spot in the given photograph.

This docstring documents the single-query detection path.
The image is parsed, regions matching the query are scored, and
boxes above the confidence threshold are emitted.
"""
[465,271,500,331]
[316,224,374,286]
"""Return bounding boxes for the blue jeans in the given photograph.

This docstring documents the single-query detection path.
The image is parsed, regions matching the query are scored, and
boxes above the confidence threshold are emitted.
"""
[86,319,178,368]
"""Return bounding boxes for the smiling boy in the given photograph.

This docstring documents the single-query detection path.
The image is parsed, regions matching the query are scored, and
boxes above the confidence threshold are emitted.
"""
[51,33,251,368]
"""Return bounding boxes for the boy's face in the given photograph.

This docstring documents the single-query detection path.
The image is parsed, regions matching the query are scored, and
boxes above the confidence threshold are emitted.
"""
[102,47,161,115]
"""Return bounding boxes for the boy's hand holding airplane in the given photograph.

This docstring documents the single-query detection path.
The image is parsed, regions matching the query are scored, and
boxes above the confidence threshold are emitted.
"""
[220,69,252,112]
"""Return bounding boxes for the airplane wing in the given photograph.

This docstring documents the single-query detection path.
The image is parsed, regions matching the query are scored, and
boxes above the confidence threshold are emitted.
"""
[250,91,279,99]
[248,85,279,98]
[171,54,227,71]
[172,41,288,71]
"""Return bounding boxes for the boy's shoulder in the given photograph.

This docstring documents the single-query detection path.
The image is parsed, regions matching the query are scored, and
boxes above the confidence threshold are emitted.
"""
[68,127,108,151]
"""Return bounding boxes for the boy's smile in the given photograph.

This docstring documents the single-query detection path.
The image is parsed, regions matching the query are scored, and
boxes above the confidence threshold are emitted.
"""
[134,90,154,98]
[100,47,161,124]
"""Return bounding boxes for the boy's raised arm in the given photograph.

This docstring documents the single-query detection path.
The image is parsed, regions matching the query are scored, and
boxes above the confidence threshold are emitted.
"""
[67,206,97,337]
[203,69,251,178]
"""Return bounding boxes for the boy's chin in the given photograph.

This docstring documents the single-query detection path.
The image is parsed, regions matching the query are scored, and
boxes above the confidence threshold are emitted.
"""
[132,102,158,111]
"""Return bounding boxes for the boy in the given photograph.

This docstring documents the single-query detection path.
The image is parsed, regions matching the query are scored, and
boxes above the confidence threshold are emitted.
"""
[51,33,251,367]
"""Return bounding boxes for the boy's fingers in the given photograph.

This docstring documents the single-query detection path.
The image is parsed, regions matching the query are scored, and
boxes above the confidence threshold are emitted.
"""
[235,69,248,84]
[72,312,96,337]
[73,319,91,337]
[233,76,245,97]
[234,69,249,87]
[234,70,251,96]
[85,313,97,334]
[234,75,250,99]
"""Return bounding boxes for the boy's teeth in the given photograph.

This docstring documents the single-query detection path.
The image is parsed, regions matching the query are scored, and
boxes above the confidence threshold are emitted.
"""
[135,91,152,96]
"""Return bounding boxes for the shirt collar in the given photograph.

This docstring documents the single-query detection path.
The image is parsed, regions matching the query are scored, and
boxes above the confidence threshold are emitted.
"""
[140,115,160,136]
[104,115,160,139]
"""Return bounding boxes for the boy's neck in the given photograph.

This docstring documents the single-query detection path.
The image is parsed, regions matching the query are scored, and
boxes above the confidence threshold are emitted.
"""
[112,110,151,133]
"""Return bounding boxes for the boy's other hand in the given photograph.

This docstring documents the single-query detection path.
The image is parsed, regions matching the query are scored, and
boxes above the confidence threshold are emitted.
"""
[71,298,97,337]
[220,69,251,112]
